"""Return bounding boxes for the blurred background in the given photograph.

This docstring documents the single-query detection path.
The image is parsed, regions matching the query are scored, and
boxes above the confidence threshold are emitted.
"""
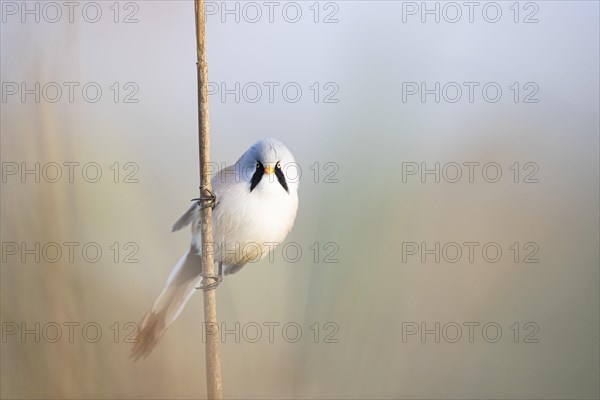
[1,1,598,399]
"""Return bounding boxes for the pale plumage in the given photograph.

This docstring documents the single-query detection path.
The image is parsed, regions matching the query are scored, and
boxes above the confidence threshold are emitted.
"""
[131,138,299,360]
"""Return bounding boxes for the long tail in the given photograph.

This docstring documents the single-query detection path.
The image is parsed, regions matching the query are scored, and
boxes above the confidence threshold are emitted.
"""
[131,245,202,360]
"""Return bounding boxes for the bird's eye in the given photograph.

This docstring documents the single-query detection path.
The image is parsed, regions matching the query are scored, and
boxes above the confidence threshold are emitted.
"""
[276,162,281,169]
[256,162,261,169]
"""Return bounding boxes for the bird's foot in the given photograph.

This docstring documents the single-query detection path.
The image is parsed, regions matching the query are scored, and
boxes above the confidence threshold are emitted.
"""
[195,273,222,291]
[191,187,216,209]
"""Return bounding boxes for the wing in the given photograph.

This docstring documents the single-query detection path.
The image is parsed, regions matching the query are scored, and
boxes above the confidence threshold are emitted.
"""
[171,202,198,232]
[171,164,238,232]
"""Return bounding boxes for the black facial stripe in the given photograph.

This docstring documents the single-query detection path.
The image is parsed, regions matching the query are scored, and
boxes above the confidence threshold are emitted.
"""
[250,162,264,192]
[274,166,289,193]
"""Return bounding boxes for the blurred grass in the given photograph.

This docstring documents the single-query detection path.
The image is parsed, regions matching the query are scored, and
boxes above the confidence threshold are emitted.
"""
[1,2,599,399]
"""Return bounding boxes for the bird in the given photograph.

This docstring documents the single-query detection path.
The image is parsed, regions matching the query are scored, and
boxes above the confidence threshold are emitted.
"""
[131,138,299,360]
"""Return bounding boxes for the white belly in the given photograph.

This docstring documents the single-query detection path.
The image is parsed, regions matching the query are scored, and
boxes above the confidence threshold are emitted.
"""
[210,176,298,271]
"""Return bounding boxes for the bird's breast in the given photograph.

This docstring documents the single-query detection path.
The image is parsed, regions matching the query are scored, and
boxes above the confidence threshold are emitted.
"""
[210,183,298,266]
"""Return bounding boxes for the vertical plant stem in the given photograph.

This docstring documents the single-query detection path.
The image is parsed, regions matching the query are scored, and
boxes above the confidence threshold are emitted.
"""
[194,0,222,398]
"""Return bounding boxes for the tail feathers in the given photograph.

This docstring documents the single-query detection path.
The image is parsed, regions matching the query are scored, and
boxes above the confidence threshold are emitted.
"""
[131,247,203,361]
[130,309,168,361]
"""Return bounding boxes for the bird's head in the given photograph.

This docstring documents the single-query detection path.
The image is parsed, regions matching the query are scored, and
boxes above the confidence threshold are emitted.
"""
[238,138,298,195]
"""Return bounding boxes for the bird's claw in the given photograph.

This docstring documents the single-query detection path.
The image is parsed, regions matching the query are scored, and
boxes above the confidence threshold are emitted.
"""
[195,273,223,291]
[191,188,216,209]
